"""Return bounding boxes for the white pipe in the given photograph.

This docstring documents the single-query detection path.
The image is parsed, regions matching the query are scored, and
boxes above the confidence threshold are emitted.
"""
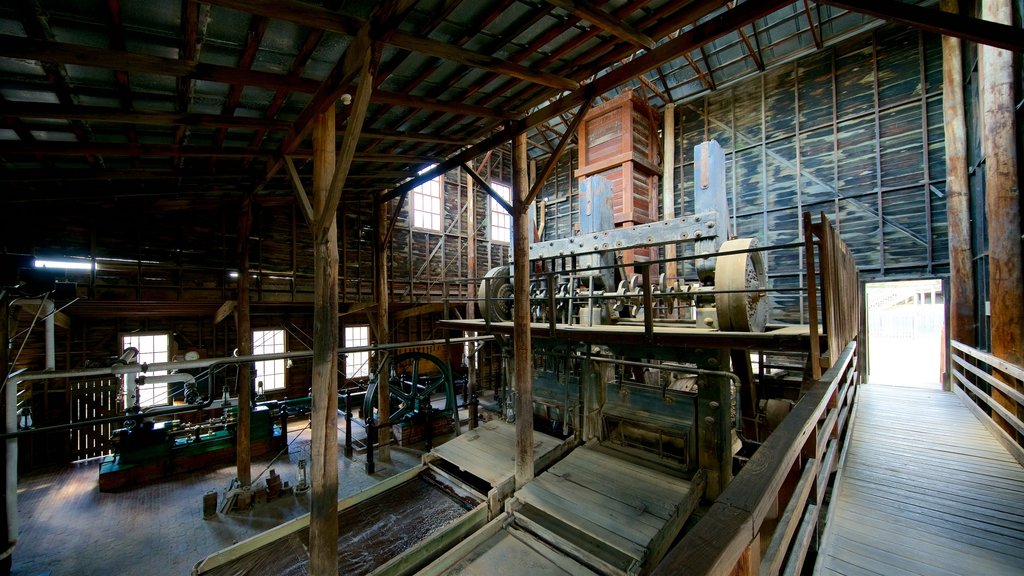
[44,299,55,371]
[4,305,15,556]
[6,335,494,389]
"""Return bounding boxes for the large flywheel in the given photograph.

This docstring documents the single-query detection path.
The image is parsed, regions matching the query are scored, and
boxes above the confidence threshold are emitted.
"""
[478,265,513,322]
[715,238,769,332]
[363,351,457,425]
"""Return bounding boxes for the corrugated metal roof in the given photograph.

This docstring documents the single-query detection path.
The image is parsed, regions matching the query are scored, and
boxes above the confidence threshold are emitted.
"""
[0,0,940,201]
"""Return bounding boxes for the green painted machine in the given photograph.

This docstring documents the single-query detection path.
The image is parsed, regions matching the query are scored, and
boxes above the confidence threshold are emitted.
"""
[98,403,286,492]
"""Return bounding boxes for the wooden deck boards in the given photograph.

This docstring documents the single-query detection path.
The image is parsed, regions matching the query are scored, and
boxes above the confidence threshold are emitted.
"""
[422,444,700,575]
[431,419,566,487]
[816,385,1024,576]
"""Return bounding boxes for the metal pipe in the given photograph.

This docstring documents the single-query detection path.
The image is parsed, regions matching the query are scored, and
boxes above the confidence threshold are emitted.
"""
[44,299,54,372]
[6,335,493,388]
[588,356,741,386]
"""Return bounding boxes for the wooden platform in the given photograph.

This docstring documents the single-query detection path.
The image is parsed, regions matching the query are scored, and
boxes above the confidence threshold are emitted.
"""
[816,385,1024,576]
[429,418,571,496]
[422,443,703,575]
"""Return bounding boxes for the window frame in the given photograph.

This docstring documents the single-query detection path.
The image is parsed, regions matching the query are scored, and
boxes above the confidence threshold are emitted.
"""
[411,173,444,232]
[344,325,370,379]
[121,332,170,408]
[489,181,512,244]
[252,328,286,393]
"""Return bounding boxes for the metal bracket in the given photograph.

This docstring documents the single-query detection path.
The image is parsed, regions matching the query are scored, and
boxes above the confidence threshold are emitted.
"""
[528,210,721,260]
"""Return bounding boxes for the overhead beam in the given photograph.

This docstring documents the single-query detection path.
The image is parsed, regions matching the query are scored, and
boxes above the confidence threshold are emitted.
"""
[0,141,273,158]
[315,29,376,238]
[1,102,291,130]
[201,0,579,90]
[461,162,512,214]
[0,37,551,120]
[284,156,315,227]
[524,94,594,206]
[372,89,518,120]
[380,127,513,202]
[384,0,788,205]
[542,0,656,50]
[0,34,321,93]
[523,0,790,131]
[361,129,470,146]
[819,0,1024,52]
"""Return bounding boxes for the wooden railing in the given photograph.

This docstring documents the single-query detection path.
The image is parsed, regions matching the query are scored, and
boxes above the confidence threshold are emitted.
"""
[804,212,863,380]
[950,340,1024,465]
[653,341,859,576]
[653,212,864,575]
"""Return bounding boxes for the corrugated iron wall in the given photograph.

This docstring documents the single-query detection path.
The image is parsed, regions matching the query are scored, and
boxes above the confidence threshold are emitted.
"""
[675,26,948,323]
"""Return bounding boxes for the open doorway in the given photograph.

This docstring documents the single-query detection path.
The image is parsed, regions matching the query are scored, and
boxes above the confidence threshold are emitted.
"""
[865,279,944,389]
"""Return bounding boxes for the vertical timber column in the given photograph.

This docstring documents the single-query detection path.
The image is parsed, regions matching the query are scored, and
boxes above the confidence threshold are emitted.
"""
[375,199,391,462]
[310,106,339,576]
[513,132,534,489]
[662,103,677,282]
[236,192,253,488]
[941,0,975,350]
[982,0,1023,432]
[466,167,478,430]
[0,295,13,575]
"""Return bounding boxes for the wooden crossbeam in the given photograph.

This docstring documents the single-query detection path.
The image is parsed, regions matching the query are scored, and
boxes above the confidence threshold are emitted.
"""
[524,93,594,206]
[821,0,1024,52]
[0,35,321,93]
[202,0,578,90]
[315,29,375,238]
[543,0,656,50]
[461,162,512,214]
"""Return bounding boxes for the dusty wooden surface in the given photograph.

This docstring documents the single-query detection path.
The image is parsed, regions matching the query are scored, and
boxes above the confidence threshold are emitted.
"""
[816,385,1024,576]
[430,419,567,489]
[424,444,699,574]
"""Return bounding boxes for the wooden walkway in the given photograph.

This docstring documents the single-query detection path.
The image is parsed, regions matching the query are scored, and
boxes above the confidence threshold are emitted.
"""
[816,385,1024,576]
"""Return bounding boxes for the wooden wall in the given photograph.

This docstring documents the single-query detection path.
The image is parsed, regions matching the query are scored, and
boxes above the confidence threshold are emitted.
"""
[530,26,949,326]
[675,26,948,323]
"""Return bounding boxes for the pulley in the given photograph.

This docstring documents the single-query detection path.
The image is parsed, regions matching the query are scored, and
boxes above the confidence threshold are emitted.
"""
[714,238,769,332]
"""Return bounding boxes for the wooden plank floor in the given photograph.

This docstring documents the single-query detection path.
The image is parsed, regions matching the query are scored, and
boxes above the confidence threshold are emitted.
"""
[816,385,1024,576]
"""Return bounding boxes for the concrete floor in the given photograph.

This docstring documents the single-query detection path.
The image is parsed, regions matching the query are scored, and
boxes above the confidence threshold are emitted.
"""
[12,418,425,576]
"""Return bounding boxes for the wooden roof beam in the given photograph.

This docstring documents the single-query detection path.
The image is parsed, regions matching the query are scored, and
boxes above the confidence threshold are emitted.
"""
[201,0,579,91]
[174,0,207,165]
[542,0,656,50]
[737,23,764,71]
[316,30,376,237]
[819,0,1024,52]
[522,0,791,131]
[802,0,822,48]
[0,35,321,93]
[211,15,270,171]
[1,102,292,130]
[525,93,593,206]
[373,90,517,120]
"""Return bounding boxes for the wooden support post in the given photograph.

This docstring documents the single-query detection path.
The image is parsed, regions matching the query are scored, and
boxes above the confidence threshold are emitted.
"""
[466,165,478,430]
[982,0,1023,433]
[698,348,733,499]
[941,0,975,350]
[235,191,253,489]
[662,103,677,283]
[0,294,13,575]
[375,198,391,461]
[309,106,340,576]
[513,131,534,489]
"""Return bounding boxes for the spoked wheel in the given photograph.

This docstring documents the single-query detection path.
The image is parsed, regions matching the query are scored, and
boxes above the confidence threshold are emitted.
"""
[478,265,513,322]
[363,352,457,425]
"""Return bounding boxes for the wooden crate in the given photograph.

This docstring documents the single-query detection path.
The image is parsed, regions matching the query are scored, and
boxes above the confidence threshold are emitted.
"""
[576,89,661,279]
